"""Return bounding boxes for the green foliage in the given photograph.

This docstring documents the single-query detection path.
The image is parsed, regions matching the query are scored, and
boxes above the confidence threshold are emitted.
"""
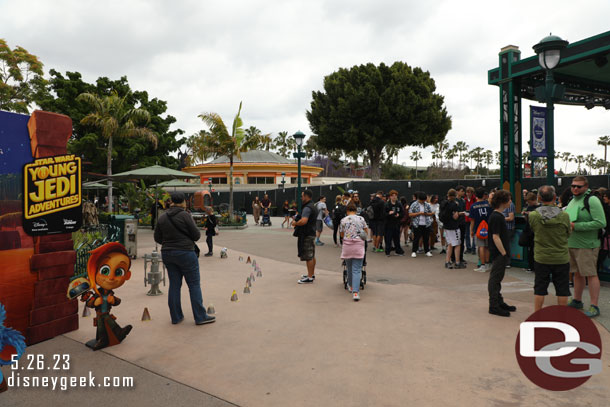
[307,61,451,180]
[0,39,45,113]
[35,70,184,175]
[381,162,410,180]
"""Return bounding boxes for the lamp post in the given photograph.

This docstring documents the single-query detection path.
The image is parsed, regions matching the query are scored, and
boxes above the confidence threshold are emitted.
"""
[533,34,568,186]
[292,131,306,212]
[280,172,286,192]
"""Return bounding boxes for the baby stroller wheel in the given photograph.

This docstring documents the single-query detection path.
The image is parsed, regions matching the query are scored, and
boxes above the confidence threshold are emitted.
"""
[342,259,348,289]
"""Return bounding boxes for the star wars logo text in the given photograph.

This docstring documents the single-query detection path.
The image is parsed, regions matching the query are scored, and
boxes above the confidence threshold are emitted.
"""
[24,155,81,219]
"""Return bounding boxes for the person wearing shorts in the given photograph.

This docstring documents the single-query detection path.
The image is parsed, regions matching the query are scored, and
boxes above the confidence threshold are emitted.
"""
[442,189,464,269]
[293,190,319,284]
[469,187,491,272]
[315,196,328,246]
[528,185,572,311]
[565,176,606,317]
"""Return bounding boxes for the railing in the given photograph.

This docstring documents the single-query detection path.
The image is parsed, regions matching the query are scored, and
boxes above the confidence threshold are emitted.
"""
[73,224,121,280]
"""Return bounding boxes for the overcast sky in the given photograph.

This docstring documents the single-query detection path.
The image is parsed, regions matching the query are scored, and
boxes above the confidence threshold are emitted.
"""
[2,0,609,170]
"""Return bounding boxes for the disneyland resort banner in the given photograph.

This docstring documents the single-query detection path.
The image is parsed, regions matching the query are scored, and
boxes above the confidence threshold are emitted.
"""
[23,154,82,235]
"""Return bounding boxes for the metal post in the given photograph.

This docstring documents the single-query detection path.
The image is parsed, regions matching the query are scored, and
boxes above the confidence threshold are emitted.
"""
[297,145,302,213]
[545,69,555,186]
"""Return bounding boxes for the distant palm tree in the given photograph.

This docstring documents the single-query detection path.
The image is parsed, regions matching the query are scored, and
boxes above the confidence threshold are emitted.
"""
[597,135,610,174]
[274,131,290,157]
[445,146,457,168]
[484,150,493,175]
[410,151,423,177]
[560,152,573,174]
[198,102,257,219]
[77,91,157,213]
[575,155,585,174]
[585,153,597,175]
[455,141,469,168]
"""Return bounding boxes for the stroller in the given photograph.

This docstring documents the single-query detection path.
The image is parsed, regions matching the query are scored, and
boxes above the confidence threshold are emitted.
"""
[261,207,272,226]
[342,241,367,290]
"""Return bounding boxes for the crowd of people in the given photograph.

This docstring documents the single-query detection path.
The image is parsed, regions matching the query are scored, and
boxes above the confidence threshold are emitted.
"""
[291,177,608,318]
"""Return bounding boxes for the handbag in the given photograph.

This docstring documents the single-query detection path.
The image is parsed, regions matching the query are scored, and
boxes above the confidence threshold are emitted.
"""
[166,213,201,257]
[214,226,220,235]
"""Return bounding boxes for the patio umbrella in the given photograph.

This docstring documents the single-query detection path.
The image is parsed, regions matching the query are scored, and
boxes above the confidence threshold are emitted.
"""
[82,182,116,189]
[157,179,198,191]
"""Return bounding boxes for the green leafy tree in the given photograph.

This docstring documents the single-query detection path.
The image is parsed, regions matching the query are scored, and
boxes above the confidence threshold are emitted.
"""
[77,91,158,213]
[198,102,257,219]
[0,39,45,113]
[274,131,290,157]
[307,62,451,180]
[35,70,184,174]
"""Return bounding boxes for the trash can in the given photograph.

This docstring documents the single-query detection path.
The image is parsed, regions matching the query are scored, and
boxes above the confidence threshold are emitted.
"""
[110,215,134,246]
[124,219,138,259]
[510,215,529,269]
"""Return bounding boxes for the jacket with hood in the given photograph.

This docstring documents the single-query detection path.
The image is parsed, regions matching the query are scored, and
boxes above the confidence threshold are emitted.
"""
[154,206,201,252]
[528,204,571,264]
[565,189,606,249]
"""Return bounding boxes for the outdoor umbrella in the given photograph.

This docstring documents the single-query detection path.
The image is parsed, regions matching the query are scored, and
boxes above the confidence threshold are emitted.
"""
[82,182,115,189]
[156,179,198,191]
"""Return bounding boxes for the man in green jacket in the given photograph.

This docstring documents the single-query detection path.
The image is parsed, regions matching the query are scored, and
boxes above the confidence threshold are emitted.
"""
[565,176,606,317]
[528,186,571,311]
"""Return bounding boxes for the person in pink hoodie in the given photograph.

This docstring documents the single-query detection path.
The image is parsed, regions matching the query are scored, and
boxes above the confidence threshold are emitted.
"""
[339,202,369,301]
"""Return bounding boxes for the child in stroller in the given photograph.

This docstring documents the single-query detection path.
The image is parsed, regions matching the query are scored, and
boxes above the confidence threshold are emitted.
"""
[261,206,272,226]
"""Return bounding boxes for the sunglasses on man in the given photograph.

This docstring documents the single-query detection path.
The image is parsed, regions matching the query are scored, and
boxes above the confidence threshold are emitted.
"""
[570,184,586,189]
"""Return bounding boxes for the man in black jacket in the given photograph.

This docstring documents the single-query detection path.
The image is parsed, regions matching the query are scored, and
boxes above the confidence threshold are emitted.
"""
[370,191,386,252]
[384,190,405,256]
[292,189,318,284]
[154,193,215,326]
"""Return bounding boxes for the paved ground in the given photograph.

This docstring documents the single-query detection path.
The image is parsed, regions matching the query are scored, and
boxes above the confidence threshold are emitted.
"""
[2,216,609,406]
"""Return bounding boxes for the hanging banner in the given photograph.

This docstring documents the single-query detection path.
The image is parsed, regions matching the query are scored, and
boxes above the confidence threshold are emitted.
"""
[23,154,82,235]
[530,106,547,158]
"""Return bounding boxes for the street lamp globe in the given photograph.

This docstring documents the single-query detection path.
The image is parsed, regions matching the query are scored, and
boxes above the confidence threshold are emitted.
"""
[292,131,306,147]
[533,34,569,70]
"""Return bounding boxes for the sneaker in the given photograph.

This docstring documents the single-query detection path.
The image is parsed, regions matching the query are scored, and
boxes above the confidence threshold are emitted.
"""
[353,292,360,301]
[500,302,517,312]
[445,262,454,269]
[584,305,600,318]
[297,276,314,284]
[568,299,584,309]
[505,264,511,269]
[301,275,316,280]
[204,252,213,257]
[411,252,417,258]
[440,249,446,254]
[386,254,391,257]
[315,241,324,246]
[454,262,467,269]
[196,315,216,325]
[376,248,384,253]
[425,252,433,257]
[525,268,534,274]
[347,285,352,293]
[417,249,424,254]
[397,253,405,256]
[473,265,486,272]
[489,307,510,317]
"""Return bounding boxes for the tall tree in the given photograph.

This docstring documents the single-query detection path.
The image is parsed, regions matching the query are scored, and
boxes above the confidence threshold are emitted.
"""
[77,91,158,212]
[575,155,585,174]
[35,70,184,174]
[307,62,451,180]
[470,147,484,173]
[198,102,257,219]
[410,151,422,177]
[445,146,457,168]
[0,39,45,113]
[585,153,597,175]
[597,135,610,174]
[455,141,469,168]
[274,131,290,157]
[560,151,573,174]
[484,150,493,175]
[432,140,449,167]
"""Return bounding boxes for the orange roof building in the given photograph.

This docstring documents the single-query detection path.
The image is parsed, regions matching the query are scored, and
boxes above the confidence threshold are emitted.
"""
[182,150,323,187]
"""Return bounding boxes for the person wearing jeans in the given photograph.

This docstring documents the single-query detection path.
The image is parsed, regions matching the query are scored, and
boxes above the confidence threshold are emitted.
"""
[384,190,405,256]
[409,192,434,257]
[154,192,215,326]
[340,203,368,301]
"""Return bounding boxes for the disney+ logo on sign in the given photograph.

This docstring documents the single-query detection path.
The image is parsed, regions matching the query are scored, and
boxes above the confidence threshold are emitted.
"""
[515,306,602,391]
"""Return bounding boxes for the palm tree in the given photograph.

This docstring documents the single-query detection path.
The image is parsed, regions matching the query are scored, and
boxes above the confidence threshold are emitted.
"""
[198,102,257,220]
[274,131,290,157]
[410,151,422,178]
[575,155,585,174]
[455,141,469,168]
[597,135,610,174]
[585,153,596,175]
[432,141,449,167]
[484,150,493,175]
[445,146,457,168]
[560,151,572,174]
[77,91,157,213]
[470,147,484,173]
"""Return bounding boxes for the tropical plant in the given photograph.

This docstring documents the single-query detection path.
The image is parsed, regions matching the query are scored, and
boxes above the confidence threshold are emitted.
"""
[484,150,493,175]
[410,151,423,177]
[198,102,258,219]
[274,131,291,157]
[445,146,457,168]
[431,140,449,167]
[560,151,572,174]
[77,91,158,212]
[455,141,469,168]
[575,155,585,174]
[0,39,45,113]
[585,153,597,175]
[470,147,484,173]
[597,135,610,174]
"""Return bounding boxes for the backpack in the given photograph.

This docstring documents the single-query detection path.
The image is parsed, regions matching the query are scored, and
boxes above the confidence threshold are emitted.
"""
[366,205,375,220]
[476,220,489,239]
[439,200,453,224]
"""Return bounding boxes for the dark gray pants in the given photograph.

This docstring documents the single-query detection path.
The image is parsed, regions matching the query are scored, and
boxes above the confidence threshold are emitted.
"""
[488,255,508,308]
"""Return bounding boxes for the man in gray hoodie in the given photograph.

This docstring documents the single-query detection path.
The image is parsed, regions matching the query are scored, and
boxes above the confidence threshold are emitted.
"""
[528,185,572,311]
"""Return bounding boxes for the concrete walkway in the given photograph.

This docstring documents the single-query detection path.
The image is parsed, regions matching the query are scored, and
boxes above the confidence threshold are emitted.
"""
[3,217,609,406]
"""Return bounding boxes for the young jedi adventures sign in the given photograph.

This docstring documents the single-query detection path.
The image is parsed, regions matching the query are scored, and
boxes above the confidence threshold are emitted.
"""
[23,154,82,235]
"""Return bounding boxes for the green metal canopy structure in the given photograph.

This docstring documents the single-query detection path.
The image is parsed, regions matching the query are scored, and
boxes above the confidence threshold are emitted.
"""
[488,30,610,211]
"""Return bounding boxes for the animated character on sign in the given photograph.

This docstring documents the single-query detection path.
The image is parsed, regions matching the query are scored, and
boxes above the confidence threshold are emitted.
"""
[0,303,26,393]
[80,242,133,351]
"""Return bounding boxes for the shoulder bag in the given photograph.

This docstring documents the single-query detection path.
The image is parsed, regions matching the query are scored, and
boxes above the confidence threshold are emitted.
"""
[166,213,201,257]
